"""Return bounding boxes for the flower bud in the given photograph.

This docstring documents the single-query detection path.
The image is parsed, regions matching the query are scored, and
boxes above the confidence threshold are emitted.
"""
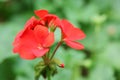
[51,58,64,68]
[59,63,64,68]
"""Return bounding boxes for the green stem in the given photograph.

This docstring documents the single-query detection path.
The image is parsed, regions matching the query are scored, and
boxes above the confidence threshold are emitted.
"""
[50,41,63,60]
[47,67,51,80]
[47,49,51,58]
[42,56,45,64]
[42,54,49,65]
[48,73,51,80]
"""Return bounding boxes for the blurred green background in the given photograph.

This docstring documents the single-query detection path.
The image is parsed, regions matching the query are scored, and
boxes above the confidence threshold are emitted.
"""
[0,0,120,80]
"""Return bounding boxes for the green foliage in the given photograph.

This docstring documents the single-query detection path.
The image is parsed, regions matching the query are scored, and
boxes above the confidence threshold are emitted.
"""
[0,0,120,80]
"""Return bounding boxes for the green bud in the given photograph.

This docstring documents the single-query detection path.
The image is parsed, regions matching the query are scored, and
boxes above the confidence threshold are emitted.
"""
[49,63,57,76]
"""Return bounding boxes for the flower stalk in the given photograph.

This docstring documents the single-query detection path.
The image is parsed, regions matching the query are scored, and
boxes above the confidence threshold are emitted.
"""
[50,41,63,60]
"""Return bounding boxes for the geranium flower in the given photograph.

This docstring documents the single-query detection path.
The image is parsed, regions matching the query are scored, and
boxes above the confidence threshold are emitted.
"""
[13,16,54,60]
[61,20,86,50]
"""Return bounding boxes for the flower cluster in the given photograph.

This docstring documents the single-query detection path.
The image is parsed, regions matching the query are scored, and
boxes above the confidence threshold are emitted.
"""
[13,9,86,60]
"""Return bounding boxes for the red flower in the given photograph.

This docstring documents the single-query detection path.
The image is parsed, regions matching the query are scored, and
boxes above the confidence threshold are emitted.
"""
[13,16,54,60]
[61,20,86,50]
[13,9,86,60]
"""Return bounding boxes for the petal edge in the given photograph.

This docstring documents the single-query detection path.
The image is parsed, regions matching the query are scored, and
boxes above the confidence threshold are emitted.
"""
[34,10,48,18]
[64,40,84,50]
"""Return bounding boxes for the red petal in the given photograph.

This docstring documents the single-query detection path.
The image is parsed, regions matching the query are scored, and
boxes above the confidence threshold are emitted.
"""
[33,48,49,57]
[61,19,73,35]
[61,19,86,40]
[24,16,38,28]
[43,32,54,47]
[21,29,37,46]
[34,10,48,18]
[34,25,49,43]
[13,30,24,53]
[19,46,36,60]
[13,28,38,60]
[13,29,35,53]
[41,14,61,27]
[13,18,38,53]
[64,40,84,50]
[67,28,86,40]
